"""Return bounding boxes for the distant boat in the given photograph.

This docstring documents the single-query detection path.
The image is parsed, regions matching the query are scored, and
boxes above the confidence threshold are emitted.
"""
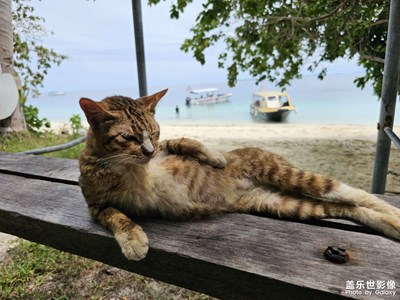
[32,92,41,98]
[48,91,66,96]
[250,90,295,122]
[185,88,232,105]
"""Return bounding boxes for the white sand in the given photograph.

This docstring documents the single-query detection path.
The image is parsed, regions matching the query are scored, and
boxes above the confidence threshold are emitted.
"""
[51,121,383,141]
[48,121,399,192]
[158,123,399,194]
[160,123,381,143]
[46,120,400,191]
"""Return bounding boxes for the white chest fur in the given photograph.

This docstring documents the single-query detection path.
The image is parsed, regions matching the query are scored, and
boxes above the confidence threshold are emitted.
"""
[108,151,192,216]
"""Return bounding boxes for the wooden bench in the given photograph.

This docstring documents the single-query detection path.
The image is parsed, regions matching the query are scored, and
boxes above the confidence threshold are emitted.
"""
[0,151,399,299]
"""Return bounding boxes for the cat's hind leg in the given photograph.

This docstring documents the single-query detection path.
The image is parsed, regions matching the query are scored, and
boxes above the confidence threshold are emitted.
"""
[89,205,149,260]
[237,147,400,218]
[280,169,400,219]
[322,183,400,218]
[239,189,400,241]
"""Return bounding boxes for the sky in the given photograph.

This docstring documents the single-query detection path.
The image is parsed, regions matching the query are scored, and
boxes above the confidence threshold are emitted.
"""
[27,0,364,93]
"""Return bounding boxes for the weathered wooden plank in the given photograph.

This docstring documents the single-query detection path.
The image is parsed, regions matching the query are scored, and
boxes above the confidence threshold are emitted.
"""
[0,172,399,300]
[0,151,79,184]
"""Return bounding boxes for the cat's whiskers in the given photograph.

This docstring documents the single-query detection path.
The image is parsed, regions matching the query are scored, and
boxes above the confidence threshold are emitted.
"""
[95,154,131,166]
[102,154,131,161]
[111,155,138,168]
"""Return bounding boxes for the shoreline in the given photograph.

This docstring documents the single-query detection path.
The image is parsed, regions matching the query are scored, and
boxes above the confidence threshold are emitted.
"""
[49,121,392,141]
[159,123,384,142]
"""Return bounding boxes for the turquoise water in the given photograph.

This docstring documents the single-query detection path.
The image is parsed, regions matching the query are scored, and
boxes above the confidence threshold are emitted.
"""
[27,74,399,125]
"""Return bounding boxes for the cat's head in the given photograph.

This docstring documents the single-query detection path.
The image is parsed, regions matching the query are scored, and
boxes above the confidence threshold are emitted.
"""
[79,89,167,164]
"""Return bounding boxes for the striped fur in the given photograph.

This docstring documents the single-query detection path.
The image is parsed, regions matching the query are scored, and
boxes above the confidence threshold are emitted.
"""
[79,89,400,261]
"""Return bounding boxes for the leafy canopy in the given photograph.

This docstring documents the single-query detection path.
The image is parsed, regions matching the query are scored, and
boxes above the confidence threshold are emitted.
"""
[149,0,394,96]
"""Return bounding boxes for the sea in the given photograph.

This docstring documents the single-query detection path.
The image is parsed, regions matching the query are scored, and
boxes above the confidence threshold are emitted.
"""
[26,73,400,126]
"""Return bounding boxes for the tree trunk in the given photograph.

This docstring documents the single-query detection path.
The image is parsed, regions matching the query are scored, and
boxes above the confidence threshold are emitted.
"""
[0,0,26,134]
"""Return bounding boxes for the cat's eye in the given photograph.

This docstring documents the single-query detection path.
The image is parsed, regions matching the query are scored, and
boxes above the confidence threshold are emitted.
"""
[151,131,160,139]
[120,132,140,143]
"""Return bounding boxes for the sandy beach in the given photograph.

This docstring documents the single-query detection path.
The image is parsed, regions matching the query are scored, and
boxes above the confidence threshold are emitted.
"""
[159,123,400,194]
[49,121,399,193]
[46,122,400,193]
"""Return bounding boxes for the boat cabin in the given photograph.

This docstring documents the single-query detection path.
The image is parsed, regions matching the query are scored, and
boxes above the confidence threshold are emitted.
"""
[250,91,295,122]
[252,91,292,109]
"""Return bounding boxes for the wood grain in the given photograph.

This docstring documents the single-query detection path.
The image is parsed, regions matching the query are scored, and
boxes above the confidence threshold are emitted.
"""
[0,151,79,184]
[0,152,399,299]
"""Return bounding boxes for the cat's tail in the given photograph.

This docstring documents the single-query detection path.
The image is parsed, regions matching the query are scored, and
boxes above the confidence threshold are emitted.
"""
[239,189,400,241]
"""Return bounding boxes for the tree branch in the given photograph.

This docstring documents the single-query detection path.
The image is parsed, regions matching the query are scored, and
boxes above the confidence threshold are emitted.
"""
[360,54,385,64]
[368,19,388,28]
[264,0,351,24]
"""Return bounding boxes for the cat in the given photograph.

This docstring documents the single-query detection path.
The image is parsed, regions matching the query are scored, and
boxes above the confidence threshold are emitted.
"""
[78,89,400,261]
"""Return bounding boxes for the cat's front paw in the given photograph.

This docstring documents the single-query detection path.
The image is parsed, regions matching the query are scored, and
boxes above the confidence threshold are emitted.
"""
[200,147,226,168]
[115,227,149,261]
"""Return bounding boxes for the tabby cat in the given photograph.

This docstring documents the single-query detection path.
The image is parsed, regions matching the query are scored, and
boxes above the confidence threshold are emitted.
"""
[79,89,400,261]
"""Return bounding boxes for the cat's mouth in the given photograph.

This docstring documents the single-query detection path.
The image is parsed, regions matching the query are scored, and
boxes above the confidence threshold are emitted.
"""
[137,156,153,164]
[140,157,151,164]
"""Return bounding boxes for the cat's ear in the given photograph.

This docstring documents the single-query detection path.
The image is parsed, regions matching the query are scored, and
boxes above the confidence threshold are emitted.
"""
[79,98,115,127]
[139,89,168,114]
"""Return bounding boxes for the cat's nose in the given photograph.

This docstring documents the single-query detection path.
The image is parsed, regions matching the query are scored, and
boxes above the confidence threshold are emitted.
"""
[142,147,154,157]
[141,141,154,157]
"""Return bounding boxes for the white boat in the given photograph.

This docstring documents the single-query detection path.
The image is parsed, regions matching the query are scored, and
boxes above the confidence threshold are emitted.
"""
[48,91,66,96]
[250,90,295,122]
[185,88,232,105]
